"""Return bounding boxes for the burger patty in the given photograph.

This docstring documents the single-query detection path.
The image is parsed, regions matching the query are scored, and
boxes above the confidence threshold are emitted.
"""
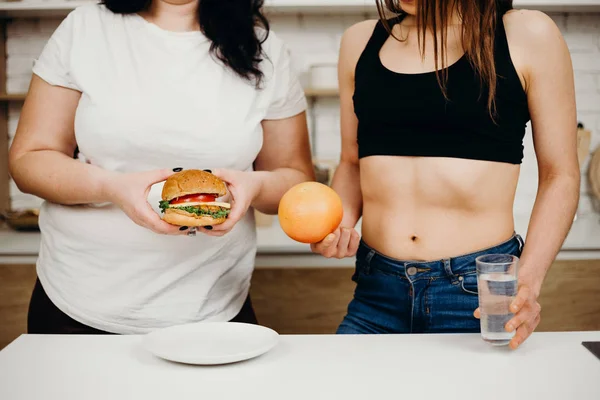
[159,202,231,219]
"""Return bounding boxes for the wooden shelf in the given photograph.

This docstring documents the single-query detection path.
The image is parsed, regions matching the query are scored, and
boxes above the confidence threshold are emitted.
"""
[0,0,598,18]
[0,93,25,102]
[304,88,339,98]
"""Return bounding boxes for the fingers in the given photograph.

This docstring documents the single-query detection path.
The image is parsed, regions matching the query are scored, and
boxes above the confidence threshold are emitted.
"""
[310,232,337,254]
[310,228,359,259]
[144,168,176,186]
[209,190,245,235]
[137,203,184,235]
[505,302,541,332]
[507,300,542,350]
[509,319,537,350]
[505,312,526,333]
[209,168,236,189]
[348,229,360,256]
[322,230,341,258]
[510,285,531,314]
[198,225,228,237]
[338,227,352,251]
[533,313,541,330]
[473,308,481,319]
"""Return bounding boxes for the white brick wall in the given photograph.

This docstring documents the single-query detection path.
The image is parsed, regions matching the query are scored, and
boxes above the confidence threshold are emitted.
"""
[5,11,600,248]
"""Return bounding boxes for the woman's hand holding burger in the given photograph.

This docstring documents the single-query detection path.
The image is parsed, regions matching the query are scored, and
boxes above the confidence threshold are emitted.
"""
[198,168,263,237]
[103,168,185,235]
[156,168,262,237]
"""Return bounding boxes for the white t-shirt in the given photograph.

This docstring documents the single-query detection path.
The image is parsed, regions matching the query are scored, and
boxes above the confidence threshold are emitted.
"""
[32,4,307,334]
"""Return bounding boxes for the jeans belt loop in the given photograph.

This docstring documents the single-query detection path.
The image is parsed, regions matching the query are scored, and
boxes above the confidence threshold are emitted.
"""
[443,258,454,279]
[516,234,525,252]
[364,249,375,274]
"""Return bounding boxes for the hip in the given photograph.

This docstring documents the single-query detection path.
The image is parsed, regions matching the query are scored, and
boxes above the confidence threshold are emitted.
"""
[337,234,524,334]
[354,232,524,283]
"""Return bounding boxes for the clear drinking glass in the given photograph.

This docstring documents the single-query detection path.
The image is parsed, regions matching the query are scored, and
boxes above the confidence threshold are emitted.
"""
[475,254,519,346]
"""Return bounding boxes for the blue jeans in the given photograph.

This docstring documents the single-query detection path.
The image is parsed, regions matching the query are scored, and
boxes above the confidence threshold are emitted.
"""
[337,234,524,334]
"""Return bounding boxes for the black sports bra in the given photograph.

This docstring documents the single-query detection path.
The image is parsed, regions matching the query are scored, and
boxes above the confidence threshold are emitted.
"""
[353,13,531,165]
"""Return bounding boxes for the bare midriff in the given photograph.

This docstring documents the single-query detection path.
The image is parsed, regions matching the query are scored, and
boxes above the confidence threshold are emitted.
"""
[360,155,520,261]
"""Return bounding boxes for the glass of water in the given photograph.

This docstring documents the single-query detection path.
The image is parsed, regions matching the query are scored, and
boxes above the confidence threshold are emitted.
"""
[475,254,519,346]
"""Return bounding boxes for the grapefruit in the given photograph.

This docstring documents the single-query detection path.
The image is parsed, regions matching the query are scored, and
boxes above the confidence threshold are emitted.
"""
[278,182,343,244]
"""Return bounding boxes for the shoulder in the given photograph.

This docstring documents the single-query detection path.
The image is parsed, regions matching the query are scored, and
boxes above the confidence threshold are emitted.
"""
[341,19,379,54]
[339,19,379,71]
[259,28,287,60]
[257,29,295,81]
[503,10,571,90]
[62,3,125,29]
[503,10,565,50]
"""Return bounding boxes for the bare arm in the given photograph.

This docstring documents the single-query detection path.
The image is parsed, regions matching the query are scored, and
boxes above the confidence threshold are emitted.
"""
[207,111,315,235]
[9,75,181,234]
[252,112,316,215]
[509,11,580,296]
[311,20,377,257]
[9,75,112,205]
[502,11,579,349]
[330,24,369,229]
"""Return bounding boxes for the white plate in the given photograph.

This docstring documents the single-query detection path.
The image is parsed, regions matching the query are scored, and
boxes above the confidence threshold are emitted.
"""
[143,322,279,365]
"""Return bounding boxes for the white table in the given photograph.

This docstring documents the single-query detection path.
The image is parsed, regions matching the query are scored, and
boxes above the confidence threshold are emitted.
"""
[1,332,599,399]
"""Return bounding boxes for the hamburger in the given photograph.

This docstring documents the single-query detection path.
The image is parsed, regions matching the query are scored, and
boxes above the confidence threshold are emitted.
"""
[159,169,231,227]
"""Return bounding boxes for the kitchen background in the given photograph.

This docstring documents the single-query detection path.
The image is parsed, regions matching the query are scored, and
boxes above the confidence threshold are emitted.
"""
[0,0,599,348]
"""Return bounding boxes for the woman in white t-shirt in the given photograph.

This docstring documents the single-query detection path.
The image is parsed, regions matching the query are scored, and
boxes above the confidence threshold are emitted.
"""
[8,0,314,334]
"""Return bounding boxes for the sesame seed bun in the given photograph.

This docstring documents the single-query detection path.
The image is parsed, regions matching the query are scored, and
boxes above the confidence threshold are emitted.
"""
[161,169,227,201]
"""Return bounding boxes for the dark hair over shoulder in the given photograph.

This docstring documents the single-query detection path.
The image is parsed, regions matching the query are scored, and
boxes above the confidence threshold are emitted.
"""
[102,0,270,87]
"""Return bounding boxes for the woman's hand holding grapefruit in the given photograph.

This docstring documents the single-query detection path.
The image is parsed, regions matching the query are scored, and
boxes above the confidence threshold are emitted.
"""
[310,227,360,259]
[278,181,360,258]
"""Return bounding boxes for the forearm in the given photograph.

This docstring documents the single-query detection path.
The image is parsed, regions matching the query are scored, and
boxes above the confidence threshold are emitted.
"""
[331,161,362,228]
[251,167,314,215]
[519,174,580,295]
[10,150,113,205]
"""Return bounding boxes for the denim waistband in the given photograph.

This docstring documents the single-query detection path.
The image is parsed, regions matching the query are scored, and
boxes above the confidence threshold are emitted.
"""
[357,233,524,279]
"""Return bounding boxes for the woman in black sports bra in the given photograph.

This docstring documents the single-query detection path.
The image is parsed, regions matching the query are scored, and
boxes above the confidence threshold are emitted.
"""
[311,0,579,349]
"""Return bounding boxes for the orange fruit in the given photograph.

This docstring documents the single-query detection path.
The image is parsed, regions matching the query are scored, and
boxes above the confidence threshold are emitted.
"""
[278,182,343,244]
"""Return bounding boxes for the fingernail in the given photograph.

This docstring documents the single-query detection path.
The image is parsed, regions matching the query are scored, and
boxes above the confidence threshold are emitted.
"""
[506,324,514,332]
[173,167,183,172]
[203,169,212,173]
[179,226,189,231]
[204,226,213,230]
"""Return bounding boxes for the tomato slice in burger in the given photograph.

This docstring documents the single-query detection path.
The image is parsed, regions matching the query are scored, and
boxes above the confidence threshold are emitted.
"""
[170,194,217,204]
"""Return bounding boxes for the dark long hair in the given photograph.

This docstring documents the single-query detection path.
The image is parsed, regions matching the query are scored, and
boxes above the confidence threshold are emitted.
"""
[103,0,270,87]
[376,0,513,116]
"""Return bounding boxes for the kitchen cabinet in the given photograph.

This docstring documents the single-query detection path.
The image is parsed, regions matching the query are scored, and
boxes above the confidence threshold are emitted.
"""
[2,260,600,350]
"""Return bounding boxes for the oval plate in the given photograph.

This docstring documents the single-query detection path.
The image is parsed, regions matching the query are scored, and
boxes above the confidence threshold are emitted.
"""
[143,322,279,365]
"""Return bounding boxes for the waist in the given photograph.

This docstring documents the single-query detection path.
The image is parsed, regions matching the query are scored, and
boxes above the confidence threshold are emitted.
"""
[359,156,518,260]
[357,233,524,279]
[361,208,516,261]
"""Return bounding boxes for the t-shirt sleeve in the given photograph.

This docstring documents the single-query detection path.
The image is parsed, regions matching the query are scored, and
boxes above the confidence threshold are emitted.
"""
[32,10,80,91]
[264,40,307,120]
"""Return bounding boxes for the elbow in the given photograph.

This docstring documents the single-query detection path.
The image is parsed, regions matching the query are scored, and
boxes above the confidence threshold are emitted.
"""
[8,149,32,195]
[539,163,580,188]
[538,169,581,203]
